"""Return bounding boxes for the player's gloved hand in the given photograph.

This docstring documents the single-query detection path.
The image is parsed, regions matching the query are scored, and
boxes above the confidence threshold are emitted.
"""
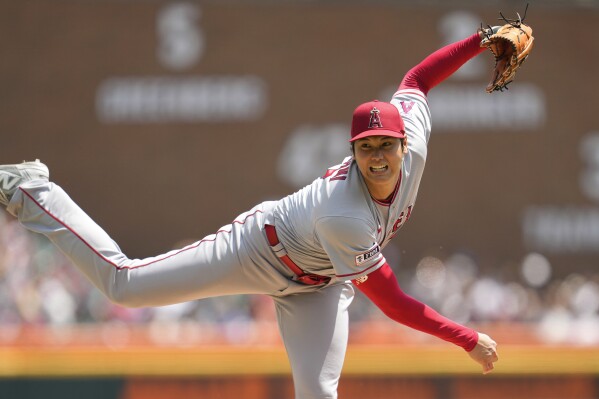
[468,332,499,374]
[479,12,535,93]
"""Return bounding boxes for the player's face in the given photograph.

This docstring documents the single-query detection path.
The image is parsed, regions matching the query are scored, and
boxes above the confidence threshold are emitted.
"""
[353,136,407,201]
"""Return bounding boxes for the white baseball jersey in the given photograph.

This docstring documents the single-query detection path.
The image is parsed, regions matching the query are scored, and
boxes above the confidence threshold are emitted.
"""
[266,88,431,282]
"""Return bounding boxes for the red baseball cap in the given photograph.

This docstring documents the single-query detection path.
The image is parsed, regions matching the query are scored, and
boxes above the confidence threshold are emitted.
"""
[349,100,406,142]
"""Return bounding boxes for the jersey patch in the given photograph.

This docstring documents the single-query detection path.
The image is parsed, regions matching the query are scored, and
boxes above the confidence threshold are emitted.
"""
[400,101,415,114]
[354,275,369,285]
[355,244,381,266]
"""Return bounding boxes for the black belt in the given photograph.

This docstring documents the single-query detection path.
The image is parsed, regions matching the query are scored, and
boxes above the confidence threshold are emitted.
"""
[264,224,331,286]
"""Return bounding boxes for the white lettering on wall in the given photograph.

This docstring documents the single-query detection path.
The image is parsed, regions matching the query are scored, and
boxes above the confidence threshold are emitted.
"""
[522,131,599,254]
[95,2,270,124]
[157,2,204,71]
[522,207,599,253]
[96,76,267,123]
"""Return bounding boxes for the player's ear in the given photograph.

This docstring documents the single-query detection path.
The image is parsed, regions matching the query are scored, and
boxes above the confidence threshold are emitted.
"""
[402,137,408,154]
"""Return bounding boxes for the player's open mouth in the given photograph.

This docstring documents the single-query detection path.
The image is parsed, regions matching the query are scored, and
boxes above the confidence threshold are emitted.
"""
[370,165,388,173]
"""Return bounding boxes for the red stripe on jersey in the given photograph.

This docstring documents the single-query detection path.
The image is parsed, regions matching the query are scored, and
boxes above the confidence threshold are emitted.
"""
[323,159,352,181]
[19,187,262,271]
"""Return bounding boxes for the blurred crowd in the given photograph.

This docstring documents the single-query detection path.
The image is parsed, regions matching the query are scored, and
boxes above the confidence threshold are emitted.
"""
[1,211,598,346]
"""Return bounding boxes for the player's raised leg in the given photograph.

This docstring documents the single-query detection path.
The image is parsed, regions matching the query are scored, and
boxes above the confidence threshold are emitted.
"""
[273,283,354,399]
[1,160,284,307]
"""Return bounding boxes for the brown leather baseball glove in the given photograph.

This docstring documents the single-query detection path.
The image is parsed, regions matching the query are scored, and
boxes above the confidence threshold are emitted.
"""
[480,12,535,93]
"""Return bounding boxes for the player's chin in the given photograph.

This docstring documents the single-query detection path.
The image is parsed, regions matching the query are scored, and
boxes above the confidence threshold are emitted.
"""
[365,173,394,187]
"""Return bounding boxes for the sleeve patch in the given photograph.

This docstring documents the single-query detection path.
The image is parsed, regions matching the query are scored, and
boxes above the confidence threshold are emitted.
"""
[355,244,381,266]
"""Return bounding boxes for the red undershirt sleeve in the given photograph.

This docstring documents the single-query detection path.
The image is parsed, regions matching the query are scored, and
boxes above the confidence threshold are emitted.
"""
[399,32,486,95]
[353,263,478,352]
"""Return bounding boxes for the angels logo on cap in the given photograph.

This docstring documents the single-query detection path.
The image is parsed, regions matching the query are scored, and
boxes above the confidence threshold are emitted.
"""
[368,107,383,129]
[349,100,406,142]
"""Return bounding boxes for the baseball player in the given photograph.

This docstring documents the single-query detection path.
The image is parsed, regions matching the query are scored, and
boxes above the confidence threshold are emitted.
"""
[1,28,499,398]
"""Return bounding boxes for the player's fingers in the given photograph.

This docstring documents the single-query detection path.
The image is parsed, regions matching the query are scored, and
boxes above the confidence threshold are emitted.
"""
[483,362,494,374]
[491,350,499,362]
[489,344,499,362]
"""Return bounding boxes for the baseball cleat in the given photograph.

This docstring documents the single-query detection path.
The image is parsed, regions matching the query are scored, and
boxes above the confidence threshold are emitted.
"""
[0,159,49,207]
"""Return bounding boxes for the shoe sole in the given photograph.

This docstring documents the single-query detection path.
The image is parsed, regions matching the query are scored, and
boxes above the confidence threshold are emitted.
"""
[16,162,50,179]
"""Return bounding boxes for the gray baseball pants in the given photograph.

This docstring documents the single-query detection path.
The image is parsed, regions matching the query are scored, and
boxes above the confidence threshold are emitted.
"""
[8,180,354,399]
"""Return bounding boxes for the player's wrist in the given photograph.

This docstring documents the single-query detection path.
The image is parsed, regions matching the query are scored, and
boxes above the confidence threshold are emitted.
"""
[478,25,501,42]
[463,330,479,352]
